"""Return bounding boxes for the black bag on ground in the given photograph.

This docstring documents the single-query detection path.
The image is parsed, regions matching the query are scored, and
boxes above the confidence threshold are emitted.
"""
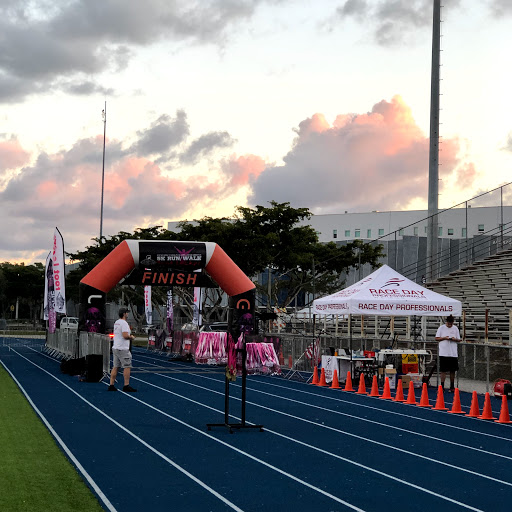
[60,357,86,376]
[84,354,104,382]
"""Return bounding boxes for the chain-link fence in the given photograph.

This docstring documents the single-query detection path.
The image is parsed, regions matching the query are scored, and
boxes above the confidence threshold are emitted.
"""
[276,333,512,394]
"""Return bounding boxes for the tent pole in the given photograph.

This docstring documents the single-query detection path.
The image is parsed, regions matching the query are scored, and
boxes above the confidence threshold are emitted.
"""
[349,314,353,376]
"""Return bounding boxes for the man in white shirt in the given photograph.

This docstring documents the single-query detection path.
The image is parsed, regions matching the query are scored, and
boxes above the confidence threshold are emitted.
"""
[108,308,137,392]
[435,314,461,392]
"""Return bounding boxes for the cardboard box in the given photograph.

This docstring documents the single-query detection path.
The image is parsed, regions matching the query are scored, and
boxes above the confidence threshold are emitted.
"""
[400,375,412,388]
[385,368,397,389]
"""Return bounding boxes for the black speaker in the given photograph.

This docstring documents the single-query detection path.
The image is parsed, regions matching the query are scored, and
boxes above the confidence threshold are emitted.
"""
[85,354,104,382]
[60,357,86,375]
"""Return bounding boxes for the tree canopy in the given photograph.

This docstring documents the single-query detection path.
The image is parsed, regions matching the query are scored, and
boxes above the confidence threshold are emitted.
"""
[0,262,45,324]
[65,202,383,327]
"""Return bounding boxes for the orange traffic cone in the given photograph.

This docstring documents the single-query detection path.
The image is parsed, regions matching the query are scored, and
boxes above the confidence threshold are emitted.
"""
[405,381,417,405]
[478,392,496,420]
[448,388,465,414]
[495,395,511,424]
[355,373,367,395]
[433,385,448,411]
[380,377,392,400]
[288,355,293,368]
[418,382,433,407]
[317,368,328,387]
[394,378,405,402]
[331,369,341,389]
[344,371,354,392]
[369,375,380,397]
[465,391,480,418]
[311,366,319,385]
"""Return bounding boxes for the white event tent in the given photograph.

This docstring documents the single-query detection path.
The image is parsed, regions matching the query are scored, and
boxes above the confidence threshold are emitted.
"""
[312,264,461,317]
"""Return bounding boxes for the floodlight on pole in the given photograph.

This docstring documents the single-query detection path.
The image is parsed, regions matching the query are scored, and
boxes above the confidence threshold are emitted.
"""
[427,0,441,282]
[100,101,107,240]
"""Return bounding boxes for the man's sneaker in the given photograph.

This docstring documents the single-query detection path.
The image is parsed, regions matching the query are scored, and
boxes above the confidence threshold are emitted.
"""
[107,385,117,391]
[122,385,137,392]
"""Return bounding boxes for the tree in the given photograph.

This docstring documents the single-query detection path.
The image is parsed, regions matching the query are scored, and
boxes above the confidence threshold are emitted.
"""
[0,262,45,324]
[176,202,384,308]
[65,202,384,327]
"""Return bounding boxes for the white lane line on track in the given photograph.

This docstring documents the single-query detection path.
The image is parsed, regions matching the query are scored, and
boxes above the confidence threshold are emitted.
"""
[222,378,512,462]
[8,351,245,512]
[129,373,484,512]
[133,356,512,462]
[34,349,494,511]
[130,362,512,488]
[132,351,512,443]
[0,360,118,512]
[18,350,365,512]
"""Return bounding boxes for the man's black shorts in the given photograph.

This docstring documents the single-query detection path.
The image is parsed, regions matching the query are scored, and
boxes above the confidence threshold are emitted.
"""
[439,356,458,372]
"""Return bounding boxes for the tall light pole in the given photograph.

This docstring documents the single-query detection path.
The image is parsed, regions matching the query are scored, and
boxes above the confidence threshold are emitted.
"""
[100,101,107,240]
[427,0,441,282]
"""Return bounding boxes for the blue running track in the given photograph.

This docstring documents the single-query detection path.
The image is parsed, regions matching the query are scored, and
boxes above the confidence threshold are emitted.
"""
[1,338,512,512]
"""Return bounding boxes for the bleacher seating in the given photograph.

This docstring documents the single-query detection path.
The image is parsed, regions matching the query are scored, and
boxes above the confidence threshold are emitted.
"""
[427,248,512,342]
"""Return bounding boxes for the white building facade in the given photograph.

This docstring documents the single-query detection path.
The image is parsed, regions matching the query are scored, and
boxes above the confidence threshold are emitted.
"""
[302,206,512,244]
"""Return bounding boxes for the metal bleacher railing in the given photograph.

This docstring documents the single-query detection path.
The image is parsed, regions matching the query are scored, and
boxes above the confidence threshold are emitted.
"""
[372,181,512,283]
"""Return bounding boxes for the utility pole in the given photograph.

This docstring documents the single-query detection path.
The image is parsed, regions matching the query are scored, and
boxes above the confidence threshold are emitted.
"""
[427,0,441,282]
[100,101,107,240]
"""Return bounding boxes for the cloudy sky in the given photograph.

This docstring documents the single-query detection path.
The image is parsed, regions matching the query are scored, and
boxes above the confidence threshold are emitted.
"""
[1,0,511,264]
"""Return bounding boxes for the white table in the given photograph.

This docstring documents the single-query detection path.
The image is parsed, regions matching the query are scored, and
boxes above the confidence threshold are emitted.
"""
[321,355,375,383]
[376,349,429,362]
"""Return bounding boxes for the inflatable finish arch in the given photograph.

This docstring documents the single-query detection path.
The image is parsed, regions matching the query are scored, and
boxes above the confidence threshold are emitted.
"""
[79,240,255,336]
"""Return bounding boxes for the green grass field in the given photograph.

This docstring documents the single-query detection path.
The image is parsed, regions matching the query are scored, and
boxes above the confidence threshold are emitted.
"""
[0,364,104,512]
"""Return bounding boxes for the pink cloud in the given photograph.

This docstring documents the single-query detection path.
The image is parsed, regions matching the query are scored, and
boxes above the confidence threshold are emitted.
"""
[296,113,331,142]
[221,154,267,187]
[250,95,479,212]
[0,99,481,264]
[0,138,31,170]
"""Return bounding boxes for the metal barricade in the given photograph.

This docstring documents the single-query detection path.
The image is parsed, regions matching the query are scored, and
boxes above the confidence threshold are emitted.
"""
[79,331,111,375]
[45,329,79,359]
[44,330,110,376]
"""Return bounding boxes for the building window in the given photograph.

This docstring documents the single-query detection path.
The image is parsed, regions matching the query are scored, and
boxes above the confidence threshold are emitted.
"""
[478,224,484,232]
[378,228,384,236]
[345,230,350,237]
[399,228,404,236]
[413,227,418,236]
[438,227,443,236]
[367,229,372,238]
[462,227,467,237]
[333,229,337,239]
[355,229,360,238]
[448,228,454,236]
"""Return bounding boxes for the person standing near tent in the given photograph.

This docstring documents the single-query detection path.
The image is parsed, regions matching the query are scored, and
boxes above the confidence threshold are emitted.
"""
[435,314,461,392]
[108,308,137,392]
